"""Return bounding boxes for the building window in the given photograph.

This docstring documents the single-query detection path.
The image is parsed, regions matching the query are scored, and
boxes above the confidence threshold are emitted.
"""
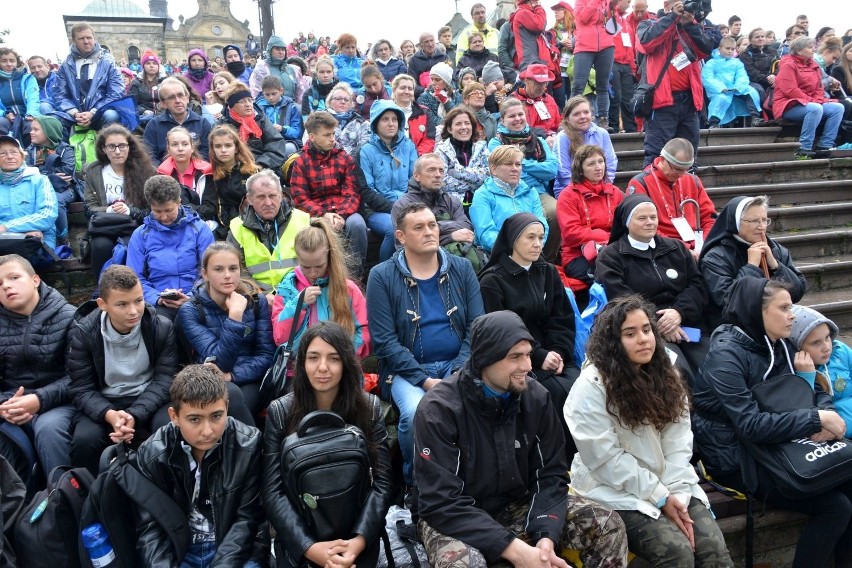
[127,46,140,63]
[212,46,224,59]
[211,25,223,36]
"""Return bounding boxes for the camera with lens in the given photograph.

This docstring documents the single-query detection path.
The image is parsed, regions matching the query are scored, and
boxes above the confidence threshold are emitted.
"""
[683,0,712,22]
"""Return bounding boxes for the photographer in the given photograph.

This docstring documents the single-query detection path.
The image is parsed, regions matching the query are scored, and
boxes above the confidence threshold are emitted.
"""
[637,0,714,167]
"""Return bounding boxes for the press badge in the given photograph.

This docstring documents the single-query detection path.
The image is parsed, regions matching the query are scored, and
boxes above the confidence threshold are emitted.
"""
[621,32,632,48]
[671,52,690,71]
[671,216,696,241]
[534,101,551,121]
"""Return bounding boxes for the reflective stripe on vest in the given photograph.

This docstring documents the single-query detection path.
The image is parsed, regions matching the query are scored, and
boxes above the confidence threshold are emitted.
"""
[230,208,311,287]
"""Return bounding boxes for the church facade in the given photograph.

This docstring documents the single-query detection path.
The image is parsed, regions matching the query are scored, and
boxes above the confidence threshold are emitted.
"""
[62,0,254,65]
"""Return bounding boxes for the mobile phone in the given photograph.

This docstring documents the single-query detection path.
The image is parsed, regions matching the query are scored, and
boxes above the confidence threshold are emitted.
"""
[204,356,217,364]
[159,290,181,301]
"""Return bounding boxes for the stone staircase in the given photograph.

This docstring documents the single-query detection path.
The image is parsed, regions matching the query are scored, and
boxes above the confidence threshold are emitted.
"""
[611,127,852,333]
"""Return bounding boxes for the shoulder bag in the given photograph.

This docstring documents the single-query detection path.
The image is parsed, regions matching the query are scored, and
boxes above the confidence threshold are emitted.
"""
[741,373,852,498]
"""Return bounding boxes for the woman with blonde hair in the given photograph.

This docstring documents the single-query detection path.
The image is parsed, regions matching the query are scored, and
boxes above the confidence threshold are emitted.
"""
[271,218,369,357]
[199,124,259,238]
[324,82,371,155]
[156,125,211,208]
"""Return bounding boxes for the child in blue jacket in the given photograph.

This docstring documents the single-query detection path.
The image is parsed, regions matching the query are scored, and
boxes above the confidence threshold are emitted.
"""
[256,75,303,154]
[790,305,852,433]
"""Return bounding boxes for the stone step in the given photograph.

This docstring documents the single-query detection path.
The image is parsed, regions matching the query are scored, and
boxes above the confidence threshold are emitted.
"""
[617,142,801,171]
[610,126,783,152]
[717,509,811,568]
[801,289,852,331]
[797,254,852,293]
[773,228,852,261]
[615,158,852,188]
[769,201,852,232]
[707,179,852,209]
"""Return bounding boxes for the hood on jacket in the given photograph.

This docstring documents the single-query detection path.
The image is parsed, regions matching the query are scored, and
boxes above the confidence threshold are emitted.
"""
[33,116,65,150]
[609,194,655,244]
[466,310,535,376]
[723,276,770,343]
[480,212,544,273]
[223,44,243,59]
[369,100,405,131]
[698,195,756,262]
[790,305,839,351]
[187,48,209,66]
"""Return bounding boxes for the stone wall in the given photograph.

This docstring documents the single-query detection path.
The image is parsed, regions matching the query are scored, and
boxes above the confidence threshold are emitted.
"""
[63,17,166,64]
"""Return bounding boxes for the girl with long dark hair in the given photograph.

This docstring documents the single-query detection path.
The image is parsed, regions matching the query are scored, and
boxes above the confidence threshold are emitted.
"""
[262,321,394,567]
[83,124,155,276]
[567,295,733,566]
[199,124,258,239]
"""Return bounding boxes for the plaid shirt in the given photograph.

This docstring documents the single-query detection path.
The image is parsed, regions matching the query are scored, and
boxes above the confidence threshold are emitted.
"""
[289,141,361,217]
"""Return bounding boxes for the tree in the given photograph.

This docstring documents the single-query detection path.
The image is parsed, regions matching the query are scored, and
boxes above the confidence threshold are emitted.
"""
[0,29,9,45]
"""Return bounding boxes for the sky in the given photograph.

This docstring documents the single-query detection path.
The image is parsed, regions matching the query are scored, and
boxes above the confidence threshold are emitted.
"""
[4,0,843,63]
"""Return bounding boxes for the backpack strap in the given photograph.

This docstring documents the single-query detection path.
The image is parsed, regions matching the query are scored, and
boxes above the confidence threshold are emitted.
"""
[47,466,92,523]
[111,443,189,561]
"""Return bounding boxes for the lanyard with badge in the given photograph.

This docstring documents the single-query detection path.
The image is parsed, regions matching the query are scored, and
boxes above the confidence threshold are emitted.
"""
[648,171,696,243]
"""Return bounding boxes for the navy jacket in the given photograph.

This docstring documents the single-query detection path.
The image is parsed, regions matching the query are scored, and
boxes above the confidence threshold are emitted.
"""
[143,110,212,164]
[366,248,484,399]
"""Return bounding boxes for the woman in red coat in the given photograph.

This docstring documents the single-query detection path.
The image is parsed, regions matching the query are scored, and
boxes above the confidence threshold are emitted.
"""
[773,36,844,158]
[557,143,624,285]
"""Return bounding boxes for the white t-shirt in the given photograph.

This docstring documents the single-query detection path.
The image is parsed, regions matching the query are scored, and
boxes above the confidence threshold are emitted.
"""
[101,165,125,206]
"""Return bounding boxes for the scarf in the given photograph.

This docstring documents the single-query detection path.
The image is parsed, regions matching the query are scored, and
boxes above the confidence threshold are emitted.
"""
[497,126,545,161]
[492,176,516,197]
[188,67,207,80]
[70,42,102,60]
[0,165,26,186]
[226,61,246,77]
[230,111,263,141]
[0,70,11,80]
[331,109,355,129]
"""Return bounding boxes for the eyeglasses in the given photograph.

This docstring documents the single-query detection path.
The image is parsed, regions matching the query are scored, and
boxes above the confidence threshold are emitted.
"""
[160,92,188,102]
[741,217,772,227]
[330,96,351,103]
[0,150,21,158]
[105,143,129,152]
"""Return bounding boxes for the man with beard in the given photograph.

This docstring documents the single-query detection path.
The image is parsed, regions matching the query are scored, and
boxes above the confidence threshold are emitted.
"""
[412,310,629,568]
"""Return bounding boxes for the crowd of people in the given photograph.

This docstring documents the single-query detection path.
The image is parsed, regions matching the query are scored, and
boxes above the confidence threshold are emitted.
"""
[1,2,851,567]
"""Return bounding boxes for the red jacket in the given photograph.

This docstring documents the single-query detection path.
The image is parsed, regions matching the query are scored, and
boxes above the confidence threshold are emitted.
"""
[289,141,361,217]
[636,12,712,111]
[516,86,561,134]
[557,179,624,265]
[773,54,827,118]
[626,158,716,248]
[612,10,636,70]
[574,0,616,54]
[407,103,436,156]
[510,2,561,81]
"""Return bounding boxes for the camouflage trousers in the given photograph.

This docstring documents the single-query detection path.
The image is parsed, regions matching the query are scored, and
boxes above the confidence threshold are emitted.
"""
[417,495,628,567]
[617,497,734,568]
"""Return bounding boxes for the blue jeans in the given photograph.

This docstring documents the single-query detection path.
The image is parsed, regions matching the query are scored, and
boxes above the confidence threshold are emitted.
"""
[55,188,77,240]
[782,101,845,150]
[91,109,120,131]
[180,541,261,568]
[571,46,615,118]
[392,359,455,484]
[344,212,368,265]
[33,404,75,474]
[366,212,395,261]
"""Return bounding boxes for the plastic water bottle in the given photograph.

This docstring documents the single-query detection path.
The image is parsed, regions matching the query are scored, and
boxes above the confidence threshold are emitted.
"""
[81,523,116,567]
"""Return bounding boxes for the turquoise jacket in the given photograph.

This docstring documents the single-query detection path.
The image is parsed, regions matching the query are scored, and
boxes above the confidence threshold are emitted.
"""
[487,126,558,195]
[357,100,418,202]
[469,175,548,252]
[0,167,58,248]
[701,49,761,125]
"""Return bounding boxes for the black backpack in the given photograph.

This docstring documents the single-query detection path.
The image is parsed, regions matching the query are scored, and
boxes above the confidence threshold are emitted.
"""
[78,442,189,568]
[15,466,95,568]
[279,409,372,541]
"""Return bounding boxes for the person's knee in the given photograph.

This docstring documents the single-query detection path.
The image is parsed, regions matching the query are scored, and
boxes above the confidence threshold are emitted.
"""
[101,109,120,124]
[805,102,824,118]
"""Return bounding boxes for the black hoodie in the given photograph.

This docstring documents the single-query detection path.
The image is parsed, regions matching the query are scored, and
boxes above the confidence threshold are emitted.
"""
[692,276,829,480]
[698,196,807,327]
